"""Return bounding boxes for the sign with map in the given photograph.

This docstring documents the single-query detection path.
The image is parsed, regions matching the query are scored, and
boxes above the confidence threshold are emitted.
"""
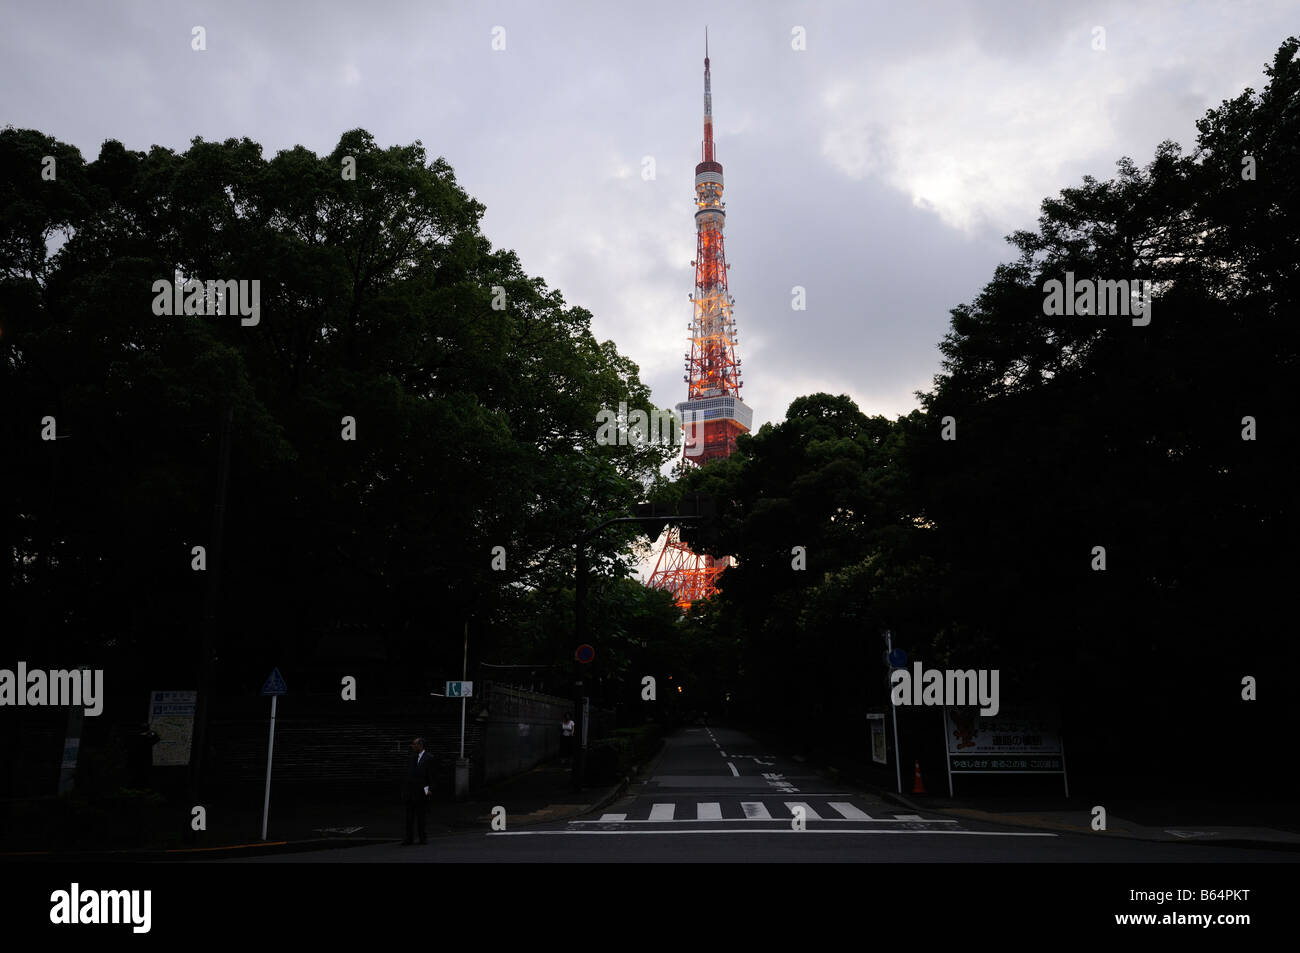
[148,690,197,766]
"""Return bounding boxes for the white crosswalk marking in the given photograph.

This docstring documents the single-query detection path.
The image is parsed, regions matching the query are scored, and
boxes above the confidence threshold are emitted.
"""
[783,801,821,820]
[828,802,873,820]
[572,800,962,826]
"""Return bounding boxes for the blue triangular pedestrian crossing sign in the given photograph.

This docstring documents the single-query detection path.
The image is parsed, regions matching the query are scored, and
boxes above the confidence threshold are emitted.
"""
[261,667,287,696]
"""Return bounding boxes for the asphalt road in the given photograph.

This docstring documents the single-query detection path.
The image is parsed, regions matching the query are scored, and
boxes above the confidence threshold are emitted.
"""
[226,725,1297,863]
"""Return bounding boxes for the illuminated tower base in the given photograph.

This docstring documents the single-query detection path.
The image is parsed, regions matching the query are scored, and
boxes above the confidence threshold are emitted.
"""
[650,533,729,610]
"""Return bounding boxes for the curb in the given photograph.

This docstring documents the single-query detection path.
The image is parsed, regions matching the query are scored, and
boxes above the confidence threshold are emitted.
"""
[438,778,630,833]
[2,762,631,859]
[763,729,1300,853]
[0,837,394,862]
[865,783,1300,851]
[508,735,667,827]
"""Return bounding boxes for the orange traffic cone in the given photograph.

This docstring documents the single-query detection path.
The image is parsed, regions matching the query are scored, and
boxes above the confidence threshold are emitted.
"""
[911,760,927,795]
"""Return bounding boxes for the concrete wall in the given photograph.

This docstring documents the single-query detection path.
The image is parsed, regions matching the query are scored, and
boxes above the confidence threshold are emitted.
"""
[202,681,613,797]
[1,681,616,801]
[480,684,616,784]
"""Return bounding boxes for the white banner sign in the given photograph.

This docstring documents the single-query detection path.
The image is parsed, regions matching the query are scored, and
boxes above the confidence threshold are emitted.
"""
[945,708,1061,755]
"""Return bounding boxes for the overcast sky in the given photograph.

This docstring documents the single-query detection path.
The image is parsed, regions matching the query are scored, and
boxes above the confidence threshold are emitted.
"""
[3,1,1295,428]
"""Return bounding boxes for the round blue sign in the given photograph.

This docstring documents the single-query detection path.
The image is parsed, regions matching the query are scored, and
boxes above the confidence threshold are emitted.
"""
[575,644,595,663]
[887,648,907,668]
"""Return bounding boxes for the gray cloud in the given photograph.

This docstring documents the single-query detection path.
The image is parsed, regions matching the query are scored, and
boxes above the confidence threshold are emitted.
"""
[3,0,1295,433]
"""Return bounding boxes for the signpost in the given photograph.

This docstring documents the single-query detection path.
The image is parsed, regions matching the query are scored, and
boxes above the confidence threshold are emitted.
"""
[883,631,904,794]
[454,622,470,800]
[259,668,286,840]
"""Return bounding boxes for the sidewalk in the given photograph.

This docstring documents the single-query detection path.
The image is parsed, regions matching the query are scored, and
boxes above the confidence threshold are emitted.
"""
[871,787,1300,849]
[743,722,1300,851]
[3,757,627,861]
[856,775,1300,850]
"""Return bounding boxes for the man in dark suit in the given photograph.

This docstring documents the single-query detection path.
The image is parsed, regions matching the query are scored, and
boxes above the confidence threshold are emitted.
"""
[402,737,436,845]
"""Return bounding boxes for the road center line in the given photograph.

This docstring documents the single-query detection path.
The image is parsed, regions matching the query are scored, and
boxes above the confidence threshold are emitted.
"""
[569,817,960,824]
[726,761,739,776]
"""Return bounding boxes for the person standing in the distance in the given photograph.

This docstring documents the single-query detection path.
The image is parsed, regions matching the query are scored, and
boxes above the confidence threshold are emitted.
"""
[401,737,435,845]
[560,713,575,765]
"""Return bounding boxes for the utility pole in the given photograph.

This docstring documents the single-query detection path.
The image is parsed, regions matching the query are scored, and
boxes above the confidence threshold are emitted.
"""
[454,620,470,799]
[572,545,588,790]
[189,404,233,822]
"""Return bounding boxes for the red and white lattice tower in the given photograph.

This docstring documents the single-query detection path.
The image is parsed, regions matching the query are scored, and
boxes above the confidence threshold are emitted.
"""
[648,31,752,609]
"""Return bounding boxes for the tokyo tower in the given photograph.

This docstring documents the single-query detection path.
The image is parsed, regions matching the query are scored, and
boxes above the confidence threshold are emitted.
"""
[648,31,752,609]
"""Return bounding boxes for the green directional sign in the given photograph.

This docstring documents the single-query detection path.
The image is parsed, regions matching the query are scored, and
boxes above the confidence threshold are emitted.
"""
[446,681,473,698]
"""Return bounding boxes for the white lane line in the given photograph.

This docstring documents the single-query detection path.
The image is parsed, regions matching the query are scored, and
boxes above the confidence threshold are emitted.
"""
[895,814,923,820]
[741,802,772,820]
[726,762,739,777]
[598,813,627,821]
[491,829,1058,836]
[719,751,728,757]
[828,802,873,820]
[649,803,676,821]
[784,801,822,820]
[697,802,723,820]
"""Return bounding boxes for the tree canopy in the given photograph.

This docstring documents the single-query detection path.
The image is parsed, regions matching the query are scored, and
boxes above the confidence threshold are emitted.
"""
[1,127,678,698]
